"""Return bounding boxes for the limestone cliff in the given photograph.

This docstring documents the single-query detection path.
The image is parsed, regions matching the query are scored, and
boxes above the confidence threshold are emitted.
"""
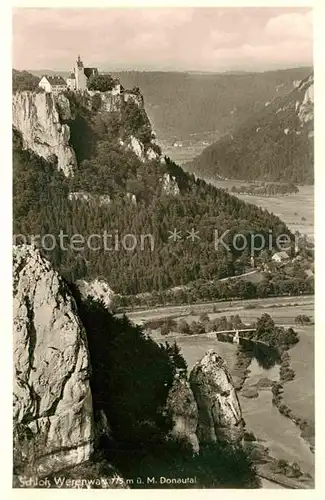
[13,245,94,476]
[189,350,244,444]
[87,90,124,113]
[12,88,160,177]
[166,373,199,453]
[12,92,77,176]
[296,74,314,130]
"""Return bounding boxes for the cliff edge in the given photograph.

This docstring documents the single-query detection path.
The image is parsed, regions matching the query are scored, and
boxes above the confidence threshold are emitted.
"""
[12,92,77,176]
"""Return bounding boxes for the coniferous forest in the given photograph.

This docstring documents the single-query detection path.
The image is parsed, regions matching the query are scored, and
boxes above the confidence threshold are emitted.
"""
[13,127,293,296]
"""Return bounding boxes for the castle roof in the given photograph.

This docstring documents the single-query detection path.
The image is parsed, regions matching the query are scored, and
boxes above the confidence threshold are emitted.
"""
[43,75,67,86]
[84,67,98,79]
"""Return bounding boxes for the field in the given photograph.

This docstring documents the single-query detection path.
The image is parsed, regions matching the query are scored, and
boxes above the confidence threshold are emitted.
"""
[161,142,214,165]
[127,295,313,325]
[282,325,315,425]
[204,180,314,242]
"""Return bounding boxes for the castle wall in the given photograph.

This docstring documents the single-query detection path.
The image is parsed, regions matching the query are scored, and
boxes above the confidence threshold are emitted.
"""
[67,78,76,91]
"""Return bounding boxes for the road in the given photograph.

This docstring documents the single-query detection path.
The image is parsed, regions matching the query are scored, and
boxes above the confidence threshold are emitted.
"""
[124,295,314,325]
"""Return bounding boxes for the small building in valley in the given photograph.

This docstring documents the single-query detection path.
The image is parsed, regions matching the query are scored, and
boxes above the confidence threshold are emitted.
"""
[38,75,67,94]
[271,251,290,263]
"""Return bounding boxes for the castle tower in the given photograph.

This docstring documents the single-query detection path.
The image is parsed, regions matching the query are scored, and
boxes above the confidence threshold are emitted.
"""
[75,54,87,91]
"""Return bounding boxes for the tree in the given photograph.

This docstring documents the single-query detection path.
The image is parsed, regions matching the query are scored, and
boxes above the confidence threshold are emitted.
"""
[276,458,289,474]
[295,314,311,325]
[199,312,210,323]
[255,313,275,337]
[177,319,191,335]
[290,462,302,478]
[165,341,187,373]
[91,93,102,111]
[282,327,299,347]
[69,290,176,448]
[190,321,205,335]
[87,74,115,92]
[12,69,40,92]
[161,322,171,336]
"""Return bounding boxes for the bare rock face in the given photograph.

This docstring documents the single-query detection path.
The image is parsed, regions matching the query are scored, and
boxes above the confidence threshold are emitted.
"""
[68,191,111,205]
[76,279,114,310]
[126,135,160,162]
[166,373,199,453]
[189,350,244,444]
[87,90,123,112]
[160,173,180,196]
[13,245,94,476]
[297,74,314,126]
[12,91,77,176]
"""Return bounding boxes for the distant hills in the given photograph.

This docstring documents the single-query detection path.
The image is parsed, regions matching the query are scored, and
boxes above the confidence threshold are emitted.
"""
[184,74,314,185]
[110,67,312,141]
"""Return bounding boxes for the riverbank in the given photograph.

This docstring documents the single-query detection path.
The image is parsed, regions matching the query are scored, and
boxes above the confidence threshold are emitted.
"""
[257,466,312,489]
[238,356,314,484]
[272,351,315,453]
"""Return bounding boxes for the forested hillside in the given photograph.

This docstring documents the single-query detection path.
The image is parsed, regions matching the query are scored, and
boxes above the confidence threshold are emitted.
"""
[112,67,311,141]
[13,127,291,295]
[186,74,314,184]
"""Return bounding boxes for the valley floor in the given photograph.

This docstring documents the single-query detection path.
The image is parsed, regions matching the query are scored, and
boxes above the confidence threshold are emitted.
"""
[202,180,314,242]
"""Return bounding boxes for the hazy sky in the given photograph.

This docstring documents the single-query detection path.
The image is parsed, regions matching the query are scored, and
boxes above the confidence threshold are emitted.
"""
[12,7,313,72]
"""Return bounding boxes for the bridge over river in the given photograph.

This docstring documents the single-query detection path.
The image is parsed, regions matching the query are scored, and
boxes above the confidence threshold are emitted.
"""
[211,328,270,348]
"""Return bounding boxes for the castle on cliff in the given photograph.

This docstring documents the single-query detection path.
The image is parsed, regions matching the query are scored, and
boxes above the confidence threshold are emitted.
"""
[38,55,143,106]
[39,55,98,93]
[66,55,98,91]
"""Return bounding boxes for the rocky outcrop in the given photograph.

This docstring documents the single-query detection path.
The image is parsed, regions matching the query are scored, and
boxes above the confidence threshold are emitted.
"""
[68,191,111,205]
[87,90,123,112]
[76,279,114,310]
[126,192,137,204]
[166,373,199,453]
[160,173,180,196]
[297,74,314,127]
[13,245,94,476]
[125,135,160,163]
[12,91,77,176]
[189,350,244,444]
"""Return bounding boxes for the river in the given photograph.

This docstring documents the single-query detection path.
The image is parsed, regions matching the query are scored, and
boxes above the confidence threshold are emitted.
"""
[239,358,314,476]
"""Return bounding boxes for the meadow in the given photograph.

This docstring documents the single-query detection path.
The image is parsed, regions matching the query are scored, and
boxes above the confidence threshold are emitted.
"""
[206,180,314,242]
